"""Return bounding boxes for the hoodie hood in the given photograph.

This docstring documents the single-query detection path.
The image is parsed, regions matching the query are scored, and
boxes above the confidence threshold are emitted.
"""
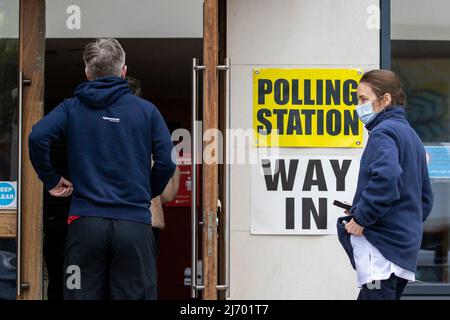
[74,76,132,109]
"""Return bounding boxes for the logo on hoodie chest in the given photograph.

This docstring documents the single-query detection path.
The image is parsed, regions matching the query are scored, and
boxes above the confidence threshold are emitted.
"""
[102,116,120,123]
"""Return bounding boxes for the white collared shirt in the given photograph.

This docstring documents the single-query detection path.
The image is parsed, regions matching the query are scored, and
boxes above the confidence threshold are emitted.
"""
[350,234,415,288]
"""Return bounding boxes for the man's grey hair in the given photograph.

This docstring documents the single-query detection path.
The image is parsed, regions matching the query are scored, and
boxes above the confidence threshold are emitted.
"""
[83,38,126,79]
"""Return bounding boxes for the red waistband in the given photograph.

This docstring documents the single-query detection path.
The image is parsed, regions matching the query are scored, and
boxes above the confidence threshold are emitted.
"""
[68,216,81,224]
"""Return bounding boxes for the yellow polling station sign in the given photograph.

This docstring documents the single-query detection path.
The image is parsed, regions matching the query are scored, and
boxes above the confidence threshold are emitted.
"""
[253,68,364,148]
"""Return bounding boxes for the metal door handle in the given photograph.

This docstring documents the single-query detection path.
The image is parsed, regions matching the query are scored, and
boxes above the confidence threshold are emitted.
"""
[191,58,205,298]
[215,59,231,297]
[17,71,31,296]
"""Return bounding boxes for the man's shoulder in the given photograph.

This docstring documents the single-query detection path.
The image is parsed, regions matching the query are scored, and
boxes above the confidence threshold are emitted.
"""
[129,95,157,109]
[52,97,78,112]
[122,95,160,117]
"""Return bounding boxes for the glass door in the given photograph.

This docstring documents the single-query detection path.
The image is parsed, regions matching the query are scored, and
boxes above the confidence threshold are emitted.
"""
[44,0,211,300]
[0,0,20,300]
[392,0,450,298]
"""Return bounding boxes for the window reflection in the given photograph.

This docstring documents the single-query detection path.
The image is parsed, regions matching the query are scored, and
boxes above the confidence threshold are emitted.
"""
[0,0,20,299]
[393,41,450,284]
[0,239,16,300]
[0,0,20,181]
[0,39,19,181]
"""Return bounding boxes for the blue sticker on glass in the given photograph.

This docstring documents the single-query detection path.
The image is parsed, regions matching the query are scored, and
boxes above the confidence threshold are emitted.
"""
[425,146,450,179]
[0,182,16,207]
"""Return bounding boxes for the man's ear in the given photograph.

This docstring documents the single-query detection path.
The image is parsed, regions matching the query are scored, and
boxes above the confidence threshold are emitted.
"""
[85,67,92,80]
[121,65,127,78]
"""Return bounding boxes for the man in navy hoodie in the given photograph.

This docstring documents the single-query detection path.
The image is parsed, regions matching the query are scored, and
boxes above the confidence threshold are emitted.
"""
[28,38,176,299]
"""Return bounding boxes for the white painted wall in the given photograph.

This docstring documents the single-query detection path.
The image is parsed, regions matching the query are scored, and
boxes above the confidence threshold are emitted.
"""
[227,0,380,300]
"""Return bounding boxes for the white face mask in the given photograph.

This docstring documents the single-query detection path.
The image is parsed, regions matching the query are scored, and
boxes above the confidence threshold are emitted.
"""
[356,95,384,124]
[356,102,377,125]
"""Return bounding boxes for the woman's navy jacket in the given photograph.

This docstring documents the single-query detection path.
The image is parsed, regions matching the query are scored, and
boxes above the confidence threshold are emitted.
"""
[337,106,433,273]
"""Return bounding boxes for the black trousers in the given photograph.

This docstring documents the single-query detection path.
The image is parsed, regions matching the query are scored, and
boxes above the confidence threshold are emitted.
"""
[357,273,409,300]
[44,225,67,300]
[63,216,156,300]
[151,227,160,256]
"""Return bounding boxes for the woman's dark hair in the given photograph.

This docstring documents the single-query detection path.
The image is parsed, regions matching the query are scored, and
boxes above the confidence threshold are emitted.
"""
[126,76,142,97]
[360,69,406,106]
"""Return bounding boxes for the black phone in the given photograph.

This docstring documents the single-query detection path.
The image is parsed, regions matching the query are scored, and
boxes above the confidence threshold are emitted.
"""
[333,200,352,211]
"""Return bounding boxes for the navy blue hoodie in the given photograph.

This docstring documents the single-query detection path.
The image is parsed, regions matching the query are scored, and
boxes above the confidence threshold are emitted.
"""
[344,105,433,272]
[29,76,176,225]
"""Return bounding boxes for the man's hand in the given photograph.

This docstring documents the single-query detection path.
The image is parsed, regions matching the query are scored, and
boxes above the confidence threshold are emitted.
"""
[345,218,364,236]
[49,177,73,197]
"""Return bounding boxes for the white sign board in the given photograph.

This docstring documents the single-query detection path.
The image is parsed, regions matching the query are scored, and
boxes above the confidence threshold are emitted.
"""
[251,156,359,235]
[0,181,17,209]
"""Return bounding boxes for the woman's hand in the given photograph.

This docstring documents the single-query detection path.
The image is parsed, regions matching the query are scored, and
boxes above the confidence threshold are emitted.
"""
[345,218,364,236]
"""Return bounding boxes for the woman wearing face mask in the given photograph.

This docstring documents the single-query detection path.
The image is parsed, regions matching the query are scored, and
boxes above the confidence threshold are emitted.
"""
[337,69,433,300]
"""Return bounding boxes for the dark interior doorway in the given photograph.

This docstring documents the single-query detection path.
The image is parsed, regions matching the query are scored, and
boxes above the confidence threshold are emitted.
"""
[43,38,202,299]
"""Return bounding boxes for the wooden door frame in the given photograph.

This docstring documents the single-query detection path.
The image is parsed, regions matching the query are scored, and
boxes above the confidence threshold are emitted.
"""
[202,0,221,300]
[17,0,45,300]
[0,212,16,238]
